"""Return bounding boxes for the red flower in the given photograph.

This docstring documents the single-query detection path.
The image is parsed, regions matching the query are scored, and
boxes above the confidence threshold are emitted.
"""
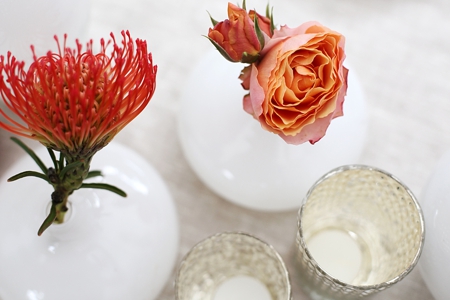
[0,30,157,159]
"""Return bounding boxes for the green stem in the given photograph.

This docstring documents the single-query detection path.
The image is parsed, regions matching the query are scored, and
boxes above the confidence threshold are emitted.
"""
[9,138,128,236]
[52,188,70,224]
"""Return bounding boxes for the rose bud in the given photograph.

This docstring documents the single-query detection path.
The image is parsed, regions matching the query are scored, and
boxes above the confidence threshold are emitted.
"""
[207,2,271,63]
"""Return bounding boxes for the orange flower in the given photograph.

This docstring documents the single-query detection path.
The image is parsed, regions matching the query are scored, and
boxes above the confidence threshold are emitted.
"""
[242,22,348,145]
[0,30,157,159]
[207,2,273,63]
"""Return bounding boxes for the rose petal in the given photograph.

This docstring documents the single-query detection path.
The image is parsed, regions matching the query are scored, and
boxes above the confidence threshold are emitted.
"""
[279,112,335,145]
[247,63,265,117]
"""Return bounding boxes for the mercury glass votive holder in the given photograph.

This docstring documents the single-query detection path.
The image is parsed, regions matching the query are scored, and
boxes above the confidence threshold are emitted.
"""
[295,165,425,299]
[175,232,292,300]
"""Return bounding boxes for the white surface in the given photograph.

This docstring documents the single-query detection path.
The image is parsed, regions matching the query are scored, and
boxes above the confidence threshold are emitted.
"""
[213,275,272,300]
[419,151,450,300]
[178,50,367,211]
[0,142,179,300]
[306,229,362,284]
[1,0,448,299]
[0,0,92,64]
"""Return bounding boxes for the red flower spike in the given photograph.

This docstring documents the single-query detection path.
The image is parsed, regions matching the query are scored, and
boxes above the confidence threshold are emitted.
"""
[0,30,157,159]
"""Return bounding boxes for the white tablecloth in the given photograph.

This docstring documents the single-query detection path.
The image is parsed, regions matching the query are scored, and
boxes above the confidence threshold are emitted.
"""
[1,0,448,299]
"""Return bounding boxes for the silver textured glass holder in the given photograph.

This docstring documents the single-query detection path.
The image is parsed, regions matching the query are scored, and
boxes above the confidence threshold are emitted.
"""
[295,165,425,299]
[175,232,292,300]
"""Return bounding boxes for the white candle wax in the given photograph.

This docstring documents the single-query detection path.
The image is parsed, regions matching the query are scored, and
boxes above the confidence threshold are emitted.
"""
[306,229,362,284]
[213,275,272,300]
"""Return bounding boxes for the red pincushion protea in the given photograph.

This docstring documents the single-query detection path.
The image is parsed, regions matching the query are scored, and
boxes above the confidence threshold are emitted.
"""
[0,31,157,235]
[0,30,156,158]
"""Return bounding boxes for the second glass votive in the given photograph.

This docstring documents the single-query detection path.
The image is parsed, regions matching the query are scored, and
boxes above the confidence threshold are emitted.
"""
[295,165,425,299]
[175,232,292,300]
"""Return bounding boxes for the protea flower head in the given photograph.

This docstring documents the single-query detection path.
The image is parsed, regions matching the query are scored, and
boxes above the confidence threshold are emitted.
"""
[0,30,157,161]
[0,31,157,235]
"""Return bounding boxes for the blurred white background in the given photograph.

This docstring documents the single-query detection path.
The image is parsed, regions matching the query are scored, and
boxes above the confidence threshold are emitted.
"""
[1,0,449,299]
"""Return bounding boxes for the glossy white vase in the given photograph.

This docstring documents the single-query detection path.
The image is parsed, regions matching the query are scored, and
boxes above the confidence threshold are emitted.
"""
[419,151,450,300]
[0,142,179,300]
[178,50,368,211]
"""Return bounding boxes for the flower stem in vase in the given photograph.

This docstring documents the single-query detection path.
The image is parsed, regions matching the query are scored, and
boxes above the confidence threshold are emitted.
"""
[7,137,126,235]
[179,1,367,211]
[0,30,177,300]
[0,30,156,235]
[0,141,179,300]
[45,154,92,226]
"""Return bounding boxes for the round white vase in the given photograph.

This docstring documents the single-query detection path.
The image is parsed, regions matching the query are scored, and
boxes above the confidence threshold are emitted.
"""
[178,50,368,211]
[419,151,450,300]
[0,142,179,300]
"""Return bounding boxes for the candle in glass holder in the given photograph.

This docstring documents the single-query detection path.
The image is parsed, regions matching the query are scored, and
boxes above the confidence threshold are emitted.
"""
[295,165,424,299]
[175,232,291,300]
[306,229,362,284]
[213,275,271,300]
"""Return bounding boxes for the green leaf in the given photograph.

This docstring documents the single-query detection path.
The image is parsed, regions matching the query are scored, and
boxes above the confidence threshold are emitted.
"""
[59,161,83,180]
[207,11,218,26]
[10,137,47,174]
[242,0,247,10]
[86,170,103,179]
[80,183,127,197]
[269,6,275,35]
[7,170,49,183]
[58,152,65,172]
[47,148,58,171]
[37,203,57,236]
[253,14,265,50]
[204,35,236,62]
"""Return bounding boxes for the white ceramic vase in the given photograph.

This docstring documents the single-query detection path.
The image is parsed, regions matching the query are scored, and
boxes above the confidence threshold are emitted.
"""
[419,151,450,300]
[0,142,179,300]
[178,50,368,211]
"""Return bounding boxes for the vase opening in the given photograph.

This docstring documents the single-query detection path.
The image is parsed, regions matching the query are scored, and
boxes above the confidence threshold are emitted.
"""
[44,200,74,226]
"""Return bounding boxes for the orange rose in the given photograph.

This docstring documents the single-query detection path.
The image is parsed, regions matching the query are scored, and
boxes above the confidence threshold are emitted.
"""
[242,21,348,145]
[207,3,272,63]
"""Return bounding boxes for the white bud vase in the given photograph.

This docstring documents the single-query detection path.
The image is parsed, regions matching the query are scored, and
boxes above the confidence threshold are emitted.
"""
[178,50,368,211]
[419,151,450,300]
[0,142,179,300]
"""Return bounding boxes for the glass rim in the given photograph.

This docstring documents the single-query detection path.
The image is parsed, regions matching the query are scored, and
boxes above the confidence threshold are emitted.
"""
[296,164,425,290]
[174,231,292,300]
